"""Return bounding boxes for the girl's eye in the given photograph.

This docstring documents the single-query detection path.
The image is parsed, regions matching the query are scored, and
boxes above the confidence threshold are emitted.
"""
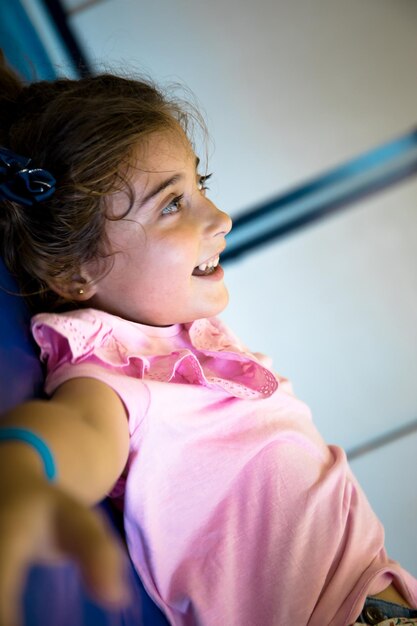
[198,173,212,193]
[161,194,184,216]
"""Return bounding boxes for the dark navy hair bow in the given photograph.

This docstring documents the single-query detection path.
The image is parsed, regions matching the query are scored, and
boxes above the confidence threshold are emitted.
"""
[0,146,56,207]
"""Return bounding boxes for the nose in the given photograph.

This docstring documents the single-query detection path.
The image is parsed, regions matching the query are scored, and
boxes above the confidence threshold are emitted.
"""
[204,198,232,238]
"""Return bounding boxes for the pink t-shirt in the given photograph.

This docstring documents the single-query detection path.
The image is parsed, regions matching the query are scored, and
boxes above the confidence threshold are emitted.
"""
[32,308,417,626]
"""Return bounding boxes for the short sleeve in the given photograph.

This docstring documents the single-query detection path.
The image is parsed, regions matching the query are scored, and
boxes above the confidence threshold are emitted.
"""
[31,310,150,432]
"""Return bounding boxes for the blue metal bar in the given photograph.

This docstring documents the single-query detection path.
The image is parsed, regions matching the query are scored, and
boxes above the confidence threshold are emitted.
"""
[39,0,92,76]
[347,418,417,461]
[223,128,417,263]
[0,0,57,81]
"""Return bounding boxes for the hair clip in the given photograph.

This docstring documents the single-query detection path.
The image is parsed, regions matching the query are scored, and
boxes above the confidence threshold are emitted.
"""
[0,146,56,207]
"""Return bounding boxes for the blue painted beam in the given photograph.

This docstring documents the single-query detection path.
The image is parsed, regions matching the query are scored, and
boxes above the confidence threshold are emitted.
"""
[223,128,417,262]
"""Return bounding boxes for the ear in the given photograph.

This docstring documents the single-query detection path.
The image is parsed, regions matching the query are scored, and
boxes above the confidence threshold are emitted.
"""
[48,273,98,302]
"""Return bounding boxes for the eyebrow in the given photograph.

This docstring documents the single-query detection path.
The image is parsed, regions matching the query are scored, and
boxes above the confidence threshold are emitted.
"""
[138,156,200,207]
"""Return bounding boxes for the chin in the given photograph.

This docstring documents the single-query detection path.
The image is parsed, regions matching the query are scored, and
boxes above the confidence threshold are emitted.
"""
[205,291,229,320]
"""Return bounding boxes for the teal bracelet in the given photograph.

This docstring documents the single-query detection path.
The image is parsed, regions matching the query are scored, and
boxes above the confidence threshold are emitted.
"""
[0,427,57,481]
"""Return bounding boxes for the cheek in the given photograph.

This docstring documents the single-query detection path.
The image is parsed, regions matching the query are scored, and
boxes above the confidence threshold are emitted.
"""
[151,233,196,274]
[113,226,152,273]
[108,220,146,258]
[138,250,187,299]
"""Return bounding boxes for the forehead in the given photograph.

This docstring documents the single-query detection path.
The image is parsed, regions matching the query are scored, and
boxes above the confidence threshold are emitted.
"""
[133,128,196,171]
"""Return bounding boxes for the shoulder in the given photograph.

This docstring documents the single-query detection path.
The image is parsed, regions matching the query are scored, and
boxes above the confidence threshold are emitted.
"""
[31,309,151,428]
[31,308,116,369]
[32,307,112,342]
[193,317,297,390]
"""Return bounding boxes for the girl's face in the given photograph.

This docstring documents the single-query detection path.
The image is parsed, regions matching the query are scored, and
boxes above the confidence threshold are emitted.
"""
[88,131,232,326]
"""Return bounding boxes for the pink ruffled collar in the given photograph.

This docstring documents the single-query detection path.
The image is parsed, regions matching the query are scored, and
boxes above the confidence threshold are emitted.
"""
[32,310,278,400]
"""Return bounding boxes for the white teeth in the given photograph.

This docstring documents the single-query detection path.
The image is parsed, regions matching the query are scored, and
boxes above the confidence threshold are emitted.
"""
[198,255,219,272]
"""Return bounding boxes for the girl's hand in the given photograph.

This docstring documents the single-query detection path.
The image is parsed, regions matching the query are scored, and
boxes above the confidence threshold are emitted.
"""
[0,475,130,626]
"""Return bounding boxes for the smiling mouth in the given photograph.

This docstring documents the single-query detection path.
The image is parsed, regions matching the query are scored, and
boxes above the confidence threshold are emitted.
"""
[192,254,220,276]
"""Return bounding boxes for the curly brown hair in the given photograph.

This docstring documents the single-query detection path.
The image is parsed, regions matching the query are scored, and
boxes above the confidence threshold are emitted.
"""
[0,51,205,313]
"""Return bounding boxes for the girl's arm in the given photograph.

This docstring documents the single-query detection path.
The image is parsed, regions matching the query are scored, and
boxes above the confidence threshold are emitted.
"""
[0,377,130,625]
[2,377,130,503]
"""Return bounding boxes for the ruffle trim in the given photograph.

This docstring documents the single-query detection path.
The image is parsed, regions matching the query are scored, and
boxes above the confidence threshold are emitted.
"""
[32,311,278,400]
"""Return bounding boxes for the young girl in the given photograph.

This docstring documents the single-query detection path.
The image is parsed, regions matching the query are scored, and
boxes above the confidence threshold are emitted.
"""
[0,53,416,626]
